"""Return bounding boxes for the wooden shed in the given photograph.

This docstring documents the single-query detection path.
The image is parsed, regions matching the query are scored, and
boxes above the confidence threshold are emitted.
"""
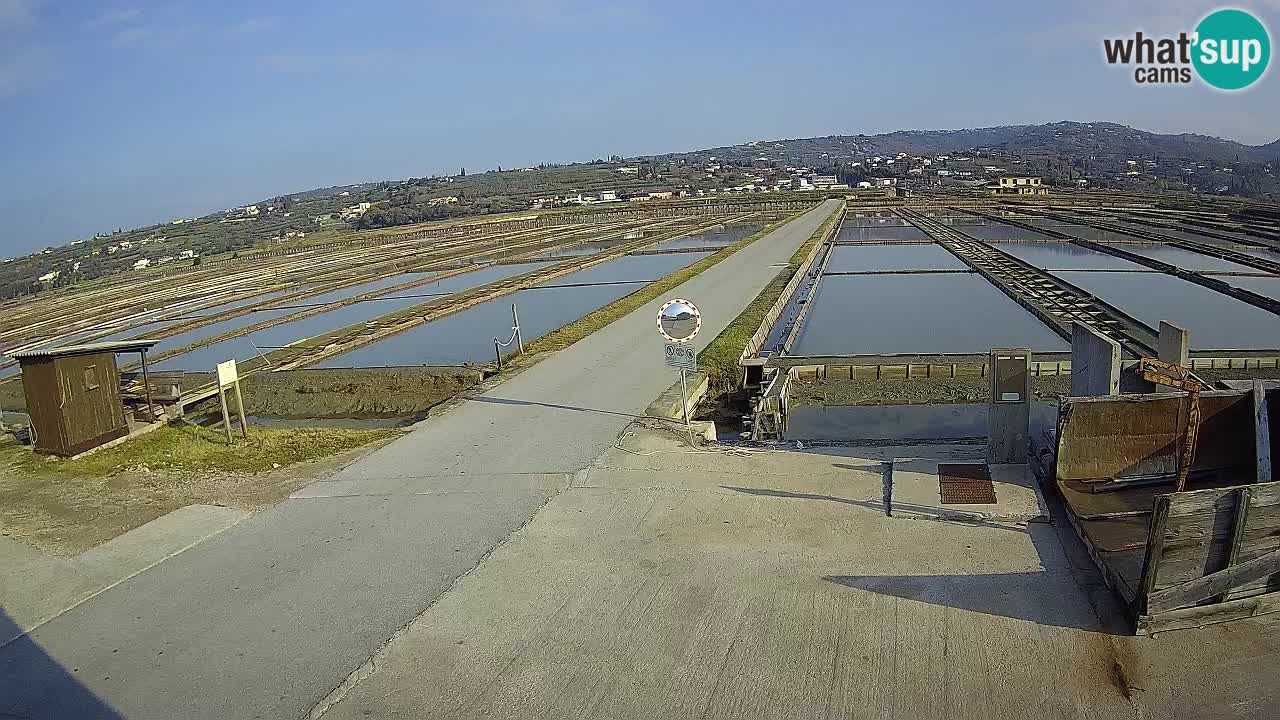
[12,340,159,457]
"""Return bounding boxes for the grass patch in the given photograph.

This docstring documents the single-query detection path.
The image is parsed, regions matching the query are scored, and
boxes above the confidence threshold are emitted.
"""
[520,211,811,358]
[698,204,843,395]
[10,424,401,478]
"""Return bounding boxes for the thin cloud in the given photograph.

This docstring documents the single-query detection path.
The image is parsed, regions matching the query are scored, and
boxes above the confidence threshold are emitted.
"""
[230,16,276,34]
[1026,1,1280,53]
[446,0,654,29]
[86,6,141,29]
[112,25,153,47]
[0,44,54,99]
[261,48,428,73]
[0,0,45,32]
[109,21,198,49]
[0,57,21,97]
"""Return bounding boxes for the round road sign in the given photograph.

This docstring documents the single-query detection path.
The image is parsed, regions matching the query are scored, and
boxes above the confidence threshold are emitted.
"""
[657,298,701,343]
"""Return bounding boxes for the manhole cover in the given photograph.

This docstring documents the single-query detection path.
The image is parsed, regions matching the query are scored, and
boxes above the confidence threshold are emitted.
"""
[938,463,996,505]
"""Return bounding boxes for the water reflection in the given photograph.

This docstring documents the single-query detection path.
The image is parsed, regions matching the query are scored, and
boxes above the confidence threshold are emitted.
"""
[792,274,1067,355]
[1054,271,1280,349]
[961,223,1058,242]
[1225,275,1280,301]
[991,242,1143,271]
[1117,244,1261,273]
[825,244,967,273]
[154,265,538,371]
[836,225,929,243]
[652,223,762,250]
[316,252,710,367]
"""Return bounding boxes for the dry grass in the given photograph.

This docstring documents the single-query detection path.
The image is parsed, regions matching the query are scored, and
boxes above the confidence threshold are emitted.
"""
[0,424,401,555]
[8,424,401,477]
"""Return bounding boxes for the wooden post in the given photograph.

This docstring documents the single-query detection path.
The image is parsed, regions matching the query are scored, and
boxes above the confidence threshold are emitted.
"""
[218,385,233,445]
[1256,380,1272,484]
[139,349,156,423]
[1218,487,1252,603]
[1137,494,1172,615]
[233,379,249,440]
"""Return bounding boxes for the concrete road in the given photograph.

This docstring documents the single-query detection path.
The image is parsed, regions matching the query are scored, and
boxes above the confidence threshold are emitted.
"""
[0,200,841,720]
[318,428,1280,720]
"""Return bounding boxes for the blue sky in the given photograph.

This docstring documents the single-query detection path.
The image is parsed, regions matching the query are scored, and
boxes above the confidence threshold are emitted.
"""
[1,0,1278,256]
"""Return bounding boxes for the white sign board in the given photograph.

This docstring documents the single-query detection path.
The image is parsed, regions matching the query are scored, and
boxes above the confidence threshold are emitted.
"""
[664,342,697,371]
[216,359,239,388]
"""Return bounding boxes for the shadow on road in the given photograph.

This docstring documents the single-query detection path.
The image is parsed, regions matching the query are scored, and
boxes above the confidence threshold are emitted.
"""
[722,484,1121,634]
[721,481,1029,532]
[824,573,1115,633]
[723,484,887,513]
[0,607,124,719]
[466,394,639,419]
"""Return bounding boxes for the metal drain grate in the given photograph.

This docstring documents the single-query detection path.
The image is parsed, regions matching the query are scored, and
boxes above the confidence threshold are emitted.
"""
[938,463,997,505]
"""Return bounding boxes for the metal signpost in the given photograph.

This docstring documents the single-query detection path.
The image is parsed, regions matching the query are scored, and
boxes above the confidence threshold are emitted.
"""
[657,298,702,424]
[215,359,249,445]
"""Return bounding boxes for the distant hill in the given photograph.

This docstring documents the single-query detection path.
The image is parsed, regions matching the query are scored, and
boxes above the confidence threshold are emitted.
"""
[664,121,1280,166]
[5,120,1278,302]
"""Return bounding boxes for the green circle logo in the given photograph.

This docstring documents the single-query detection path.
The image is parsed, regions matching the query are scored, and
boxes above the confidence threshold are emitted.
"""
[1193,8,1270,90]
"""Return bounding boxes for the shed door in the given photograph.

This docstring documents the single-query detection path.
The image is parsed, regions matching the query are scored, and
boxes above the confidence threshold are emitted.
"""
[82,363,105,436]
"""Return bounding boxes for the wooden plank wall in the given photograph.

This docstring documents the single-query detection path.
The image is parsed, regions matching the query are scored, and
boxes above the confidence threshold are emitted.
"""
[19,359,62,453]
[56,352,126,450]
[1136,481,1280,629]
[1152,483,1280,602]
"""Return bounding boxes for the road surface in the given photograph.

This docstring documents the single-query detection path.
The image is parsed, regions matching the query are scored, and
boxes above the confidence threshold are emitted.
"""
[0,200,839,720]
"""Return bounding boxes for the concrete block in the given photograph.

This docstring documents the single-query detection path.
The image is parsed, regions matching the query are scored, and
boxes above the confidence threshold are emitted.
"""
[688,421,718,443]
[1070,323,1120,396]
[1158,321,1190,367]
[645,371,709,422]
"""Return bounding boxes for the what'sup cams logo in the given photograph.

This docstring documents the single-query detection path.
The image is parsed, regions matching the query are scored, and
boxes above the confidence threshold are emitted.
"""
[1103,8,1270,90]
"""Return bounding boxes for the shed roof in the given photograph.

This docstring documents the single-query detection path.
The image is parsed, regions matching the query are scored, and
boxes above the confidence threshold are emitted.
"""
[11,340,160,361]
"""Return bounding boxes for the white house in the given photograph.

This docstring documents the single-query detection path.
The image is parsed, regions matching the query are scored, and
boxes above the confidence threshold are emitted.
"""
[38,271,60,283]
[133,258,151,270]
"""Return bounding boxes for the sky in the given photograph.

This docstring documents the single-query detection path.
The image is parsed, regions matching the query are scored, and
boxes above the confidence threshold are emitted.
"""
[1,0,1278,256]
